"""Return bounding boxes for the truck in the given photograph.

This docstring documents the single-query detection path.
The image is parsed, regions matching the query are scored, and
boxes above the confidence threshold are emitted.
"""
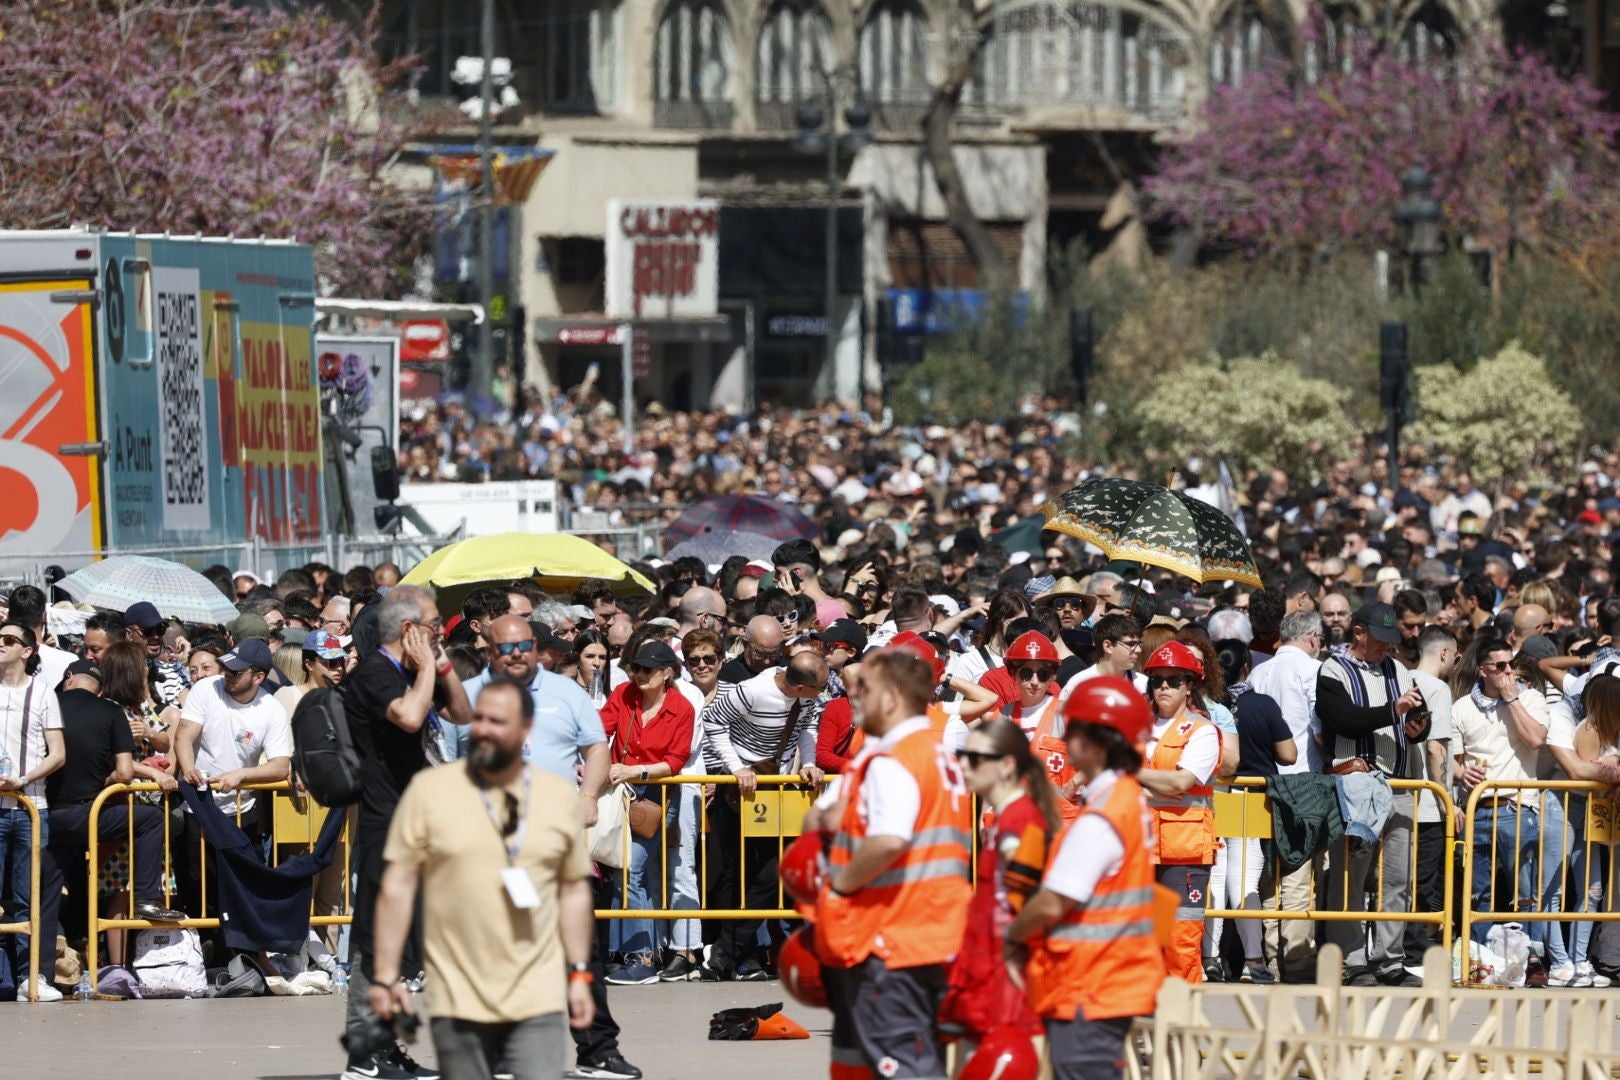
[0,229,325,571]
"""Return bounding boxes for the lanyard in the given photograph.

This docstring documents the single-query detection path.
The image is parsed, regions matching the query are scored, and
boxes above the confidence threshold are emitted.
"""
[478,767,531,865]
[381,646,444,737]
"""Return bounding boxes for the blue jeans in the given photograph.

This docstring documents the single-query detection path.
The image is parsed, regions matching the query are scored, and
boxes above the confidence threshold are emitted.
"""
[609,786,665,958]
[1538,790,1572,967]
[1470,803,1541,946]
[0,806,48,992]
[1565,792,1605,967]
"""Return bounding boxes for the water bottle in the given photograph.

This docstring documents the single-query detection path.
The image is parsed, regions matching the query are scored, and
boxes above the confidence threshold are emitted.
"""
[332,965,348,994]
[75,972,92,1001]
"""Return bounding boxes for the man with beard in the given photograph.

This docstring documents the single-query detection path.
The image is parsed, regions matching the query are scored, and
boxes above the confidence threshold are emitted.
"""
[370,678,597,1080]
[1393,590,1429,668]
[1320,589,1353,651]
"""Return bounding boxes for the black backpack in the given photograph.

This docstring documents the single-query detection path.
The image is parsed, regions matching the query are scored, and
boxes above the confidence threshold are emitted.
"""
[290,687,363,807]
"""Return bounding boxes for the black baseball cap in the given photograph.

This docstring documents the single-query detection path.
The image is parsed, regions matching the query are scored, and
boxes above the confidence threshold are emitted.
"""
[124,601,165,632]
[220,637,274,672]
[630,641,679,669]
[1353,602,1402,646]
[65,659,102,682]
[812,619,868,654]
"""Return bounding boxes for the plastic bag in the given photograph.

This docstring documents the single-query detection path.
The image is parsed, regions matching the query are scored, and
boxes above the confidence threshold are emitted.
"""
[1485,924,1530,987]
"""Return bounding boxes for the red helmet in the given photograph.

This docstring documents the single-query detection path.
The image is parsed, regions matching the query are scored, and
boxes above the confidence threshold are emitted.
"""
[959,1026,1040,1080]
[1063,675,1153,747]
[1005,631,1059,666]
[777,927,827,1008]
[889,631,946,684]
[779,831,828,909]
[1144,640,1204,679]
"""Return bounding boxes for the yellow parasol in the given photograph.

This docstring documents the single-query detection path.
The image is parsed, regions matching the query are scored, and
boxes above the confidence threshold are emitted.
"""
[401,532,655,610]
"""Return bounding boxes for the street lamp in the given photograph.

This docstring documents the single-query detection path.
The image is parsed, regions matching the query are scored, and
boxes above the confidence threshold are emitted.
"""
[795,72,871,392]
[1393,166,1443,293]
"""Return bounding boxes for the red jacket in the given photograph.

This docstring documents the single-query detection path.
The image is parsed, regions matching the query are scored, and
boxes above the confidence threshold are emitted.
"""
[816,696,858,772]
[599,681,695,774]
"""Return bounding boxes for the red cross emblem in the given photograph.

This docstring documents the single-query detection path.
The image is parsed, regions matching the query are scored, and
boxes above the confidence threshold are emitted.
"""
[1047,751,1066,775]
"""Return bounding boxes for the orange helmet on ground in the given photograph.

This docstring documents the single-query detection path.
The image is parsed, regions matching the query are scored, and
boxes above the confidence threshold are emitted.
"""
[1144,640,1204,679]
[959,1026,1040,1080]
[1005,631,1058,666]
[1063,674,1153,747]
[779,831,828,909]
[777,927,827,1008]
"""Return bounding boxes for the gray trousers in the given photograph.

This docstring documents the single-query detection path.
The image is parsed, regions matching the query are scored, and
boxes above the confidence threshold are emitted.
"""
[1323,803,1413,972]
[1045,1012,1134,1080]
[431,1013,567,1080]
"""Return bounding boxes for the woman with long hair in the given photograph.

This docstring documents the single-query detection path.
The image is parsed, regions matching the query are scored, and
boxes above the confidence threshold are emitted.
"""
[569,629,611,707]
[1550,672,1620,986]
[946,590,1031,684]
[939,718,1060,1070]
[102,641,179,764]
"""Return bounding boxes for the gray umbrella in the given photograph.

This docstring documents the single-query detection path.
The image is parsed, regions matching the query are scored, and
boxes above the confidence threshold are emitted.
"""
[665,529,784,564]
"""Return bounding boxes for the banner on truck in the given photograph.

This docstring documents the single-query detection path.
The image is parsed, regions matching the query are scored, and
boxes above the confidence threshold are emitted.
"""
[0,279,102,556]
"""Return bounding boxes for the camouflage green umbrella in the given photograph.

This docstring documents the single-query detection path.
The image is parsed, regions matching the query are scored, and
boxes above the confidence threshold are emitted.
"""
[1041,477,1261,587]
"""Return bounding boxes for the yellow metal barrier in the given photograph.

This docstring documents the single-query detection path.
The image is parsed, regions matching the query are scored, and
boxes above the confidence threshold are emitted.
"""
[595,774,822,921]
[0,792,42,1002]
[1201,776,1457,971]
[85,781,351,983]
[1458,778,1620,983]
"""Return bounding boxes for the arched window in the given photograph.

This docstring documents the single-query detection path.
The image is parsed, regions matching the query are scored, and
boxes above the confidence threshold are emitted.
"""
[859,0,929,128]
[967,2,1188,120]
[755,1,834,129]
[655,0,735,128]
[1209,1,1277,88]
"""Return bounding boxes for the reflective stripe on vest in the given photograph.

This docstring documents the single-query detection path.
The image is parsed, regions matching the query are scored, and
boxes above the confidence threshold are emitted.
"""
[1083,886,1156,911]
[867,854,973,890]
[1145,713,1217,865]
[1047,917,1157,942]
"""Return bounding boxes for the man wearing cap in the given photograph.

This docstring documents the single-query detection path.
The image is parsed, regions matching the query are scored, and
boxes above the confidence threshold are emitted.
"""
[173,637,293,924]
[1035,577,1096,633]
[1314,601,1429,987]
[41,658,185,970]
[126,601,190,707]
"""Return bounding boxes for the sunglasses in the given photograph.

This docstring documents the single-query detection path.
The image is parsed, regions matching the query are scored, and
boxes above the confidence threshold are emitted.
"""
[1479,661,1513,673]
[0,634,26,649]
[1014,666,1055,683]
[1147,674,1191,690]
[1051,598,1087,611]
[686,653,719,666]
[495,640,537,656]
[629,664,664,676]
[500,790,519,838]
[955,749,1002,768]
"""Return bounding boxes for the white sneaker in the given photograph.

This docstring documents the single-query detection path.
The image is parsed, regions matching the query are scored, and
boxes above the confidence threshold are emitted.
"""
[31,976,62,1002]
[1548,963,1576,987]
[1575,962,1611,988]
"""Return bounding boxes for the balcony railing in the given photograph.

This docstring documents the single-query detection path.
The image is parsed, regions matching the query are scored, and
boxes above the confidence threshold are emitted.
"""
[654,99,735,130]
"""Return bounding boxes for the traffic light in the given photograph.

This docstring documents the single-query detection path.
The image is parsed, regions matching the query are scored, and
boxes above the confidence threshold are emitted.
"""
[1379,321,1409,413]
[1069,307,1094,404]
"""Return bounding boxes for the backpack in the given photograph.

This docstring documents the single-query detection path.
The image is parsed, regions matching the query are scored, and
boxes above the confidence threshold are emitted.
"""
[209,954,269,998]
[290,687,363,807]
[132,928,206,998]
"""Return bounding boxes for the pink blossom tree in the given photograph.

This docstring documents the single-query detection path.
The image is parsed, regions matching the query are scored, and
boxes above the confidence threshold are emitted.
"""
[1146,35,1620,265]
[0,1,432,294]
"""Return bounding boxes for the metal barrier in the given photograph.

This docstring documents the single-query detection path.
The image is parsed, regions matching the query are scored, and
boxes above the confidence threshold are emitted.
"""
[1458,778,1620,983]
[1129,942,1620,1079]
[0,792,42,1002]
[594,774,822,922]
[84,781,350,983]
[1202,777,1457,970]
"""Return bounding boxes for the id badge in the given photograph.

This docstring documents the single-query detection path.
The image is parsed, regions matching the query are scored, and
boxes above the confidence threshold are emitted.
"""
[501,866,541,909]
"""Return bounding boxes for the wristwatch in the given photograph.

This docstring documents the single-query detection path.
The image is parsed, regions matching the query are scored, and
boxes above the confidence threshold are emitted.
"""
[639,768,649,782]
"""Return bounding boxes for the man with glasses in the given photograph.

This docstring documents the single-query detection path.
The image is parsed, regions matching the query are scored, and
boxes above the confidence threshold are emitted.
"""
[675,586,728,642]
[700,652,827,981]
[1247,610,1327,982]
[1057,615,1147,712]
[342,586,471,1080]
[1319,590,1353,650]
[124,600,189,708]
[718,615,784,685]
[320,596,353,639]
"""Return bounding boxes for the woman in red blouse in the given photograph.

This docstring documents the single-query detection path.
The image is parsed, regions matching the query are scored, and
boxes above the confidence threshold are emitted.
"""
[600,640,696,984]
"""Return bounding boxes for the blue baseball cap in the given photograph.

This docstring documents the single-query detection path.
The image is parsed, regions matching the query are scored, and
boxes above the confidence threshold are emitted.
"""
[220,637,273,672]
[302,629,347,660]
[124,601,165,632]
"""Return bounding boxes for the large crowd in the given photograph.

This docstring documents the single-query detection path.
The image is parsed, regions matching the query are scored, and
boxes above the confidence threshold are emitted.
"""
[3,395,1620,1076]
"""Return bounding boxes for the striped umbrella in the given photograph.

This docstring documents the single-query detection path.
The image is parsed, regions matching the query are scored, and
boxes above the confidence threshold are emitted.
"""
[55,555,239,625]
[663,495,820,545]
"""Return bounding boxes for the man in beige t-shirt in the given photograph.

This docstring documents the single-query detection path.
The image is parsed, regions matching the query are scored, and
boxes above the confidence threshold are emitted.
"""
[370,677,596,1080]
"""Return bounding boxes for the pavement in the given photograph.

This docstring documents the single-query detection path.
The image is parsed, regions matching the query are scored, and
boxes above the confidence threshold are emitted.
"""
[8,981,834,1080]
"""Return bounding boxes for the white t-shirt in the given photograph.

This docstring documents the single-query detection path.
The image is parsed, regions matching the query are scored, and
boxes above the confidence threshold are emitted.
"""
[35,644,74,694]
[1541,694,1580,781]
[179,675,293,814]
[0,677,62,808]
[673,677,709,772]
[1146,715,1218,784]
[1006,695,1058,739]
[1055,664,1149,713]
[1042,769,1127,904]
[1411,670,1454,824]
[945,645,999,686]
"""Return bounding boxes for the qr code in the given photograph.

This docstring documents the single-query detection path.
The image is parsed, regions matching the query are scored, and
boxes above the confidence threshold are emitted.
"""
[157,289,207,508]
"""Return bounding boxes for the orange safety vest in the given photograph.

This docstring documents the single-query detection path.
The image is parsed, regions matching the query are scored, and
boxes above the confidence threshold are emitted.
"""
[1144,713,1216,866]
[816,725,973,969]
[1006,697,1080,823]
[1024,773,1164,1022]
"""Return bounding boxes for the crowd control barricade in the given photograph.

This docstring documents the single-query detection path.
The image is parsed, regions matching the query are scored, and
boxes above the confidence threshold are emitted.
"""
[84,781,351,984]
[594,774,821,921]
[1458,777,1620,983]
[1201,777,1457,965]
[0,792,42,1001]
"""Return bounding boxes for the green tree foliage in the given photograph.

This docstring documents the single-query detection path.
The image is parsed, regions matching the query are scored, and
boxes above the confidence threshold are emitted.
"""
[1132,354,1359,475]
[1405,343,1583,484]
